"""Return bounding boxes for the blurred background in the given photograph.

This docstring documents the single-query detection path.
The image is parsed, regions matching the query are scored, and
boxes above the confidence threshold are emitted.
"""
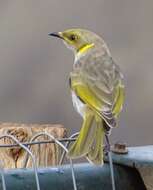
[0,0,152,146]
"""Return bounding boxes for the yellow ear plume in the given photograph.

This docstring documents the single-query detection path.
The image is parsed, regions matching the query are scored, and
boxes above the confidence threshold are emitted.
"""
[77,43,94,55]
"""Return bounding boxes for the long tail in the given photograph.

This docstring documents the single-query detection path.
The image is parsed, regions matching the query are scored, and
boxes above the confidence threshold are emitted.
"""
[86,114,104,165]
[67,109,104,165]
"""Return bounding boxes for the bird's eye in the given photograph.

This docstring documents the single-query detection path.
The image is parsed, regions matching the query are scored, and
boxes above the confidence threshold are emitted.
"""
[69,34,78,41]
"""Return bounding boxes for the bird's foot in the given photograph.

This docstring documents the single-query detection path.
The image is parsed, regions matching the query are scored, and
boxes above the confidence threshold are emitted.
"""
[104,144,111,155]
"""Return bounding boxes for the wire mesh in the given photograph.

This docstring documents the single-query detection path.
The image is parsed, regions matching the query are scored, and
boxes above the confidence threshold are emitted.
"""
[22,132,77,190]
[0,131,115,190]
[0,134,40,190]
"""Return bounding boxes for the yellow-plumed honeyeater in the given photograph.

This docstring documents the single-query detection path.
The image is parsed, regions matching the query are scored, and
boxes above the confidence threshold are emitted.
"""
[49,28,125,165]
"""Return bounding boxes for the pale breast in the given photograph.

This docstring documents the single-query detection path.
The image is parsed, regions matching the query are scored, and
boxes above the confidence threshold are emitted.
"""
[71,91,86,118]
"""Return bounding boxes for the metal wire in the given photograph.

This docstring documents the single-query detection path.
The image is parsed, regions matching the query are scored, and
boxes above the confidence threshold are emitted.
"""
[0,138,77,148]
[0,161,6,190]
[59,132,79,165]
[105,135,116,190]
[22,132,70,168]
[108,151,116,190]
[22,132,78,190]
[0,134,40,190]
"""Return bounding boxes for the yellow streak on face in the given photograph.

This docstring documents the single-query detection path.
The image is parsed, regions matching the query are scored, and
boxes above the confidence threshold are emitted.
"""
[77,43,95,54]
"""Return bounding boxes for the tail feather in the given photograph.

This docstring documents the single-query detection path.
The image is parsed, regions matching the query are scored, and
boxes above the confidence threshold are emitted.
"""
[87,143,103,165]
[68,111,105,165]
[68,110,96,158]
[87,115,104,165]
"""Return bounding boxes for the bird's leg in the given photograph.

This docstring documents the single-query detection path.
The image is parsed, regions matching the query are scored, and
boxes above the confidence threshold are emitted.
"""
[104,134,111,155]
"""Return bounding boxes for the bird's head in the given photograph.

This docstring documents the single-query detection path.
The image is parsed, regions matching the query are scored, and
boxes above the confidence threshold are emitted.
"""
[49,28,104,56]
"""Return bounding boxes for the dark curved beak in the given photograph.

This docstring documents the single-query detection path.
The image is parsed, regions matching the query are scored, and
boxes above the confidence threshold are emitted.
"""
[48,32,63,39]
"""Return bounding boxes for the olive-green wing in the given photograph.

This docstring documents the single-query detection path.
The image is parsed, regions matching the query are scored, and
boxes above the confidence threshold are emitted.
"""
[71,54,124,130]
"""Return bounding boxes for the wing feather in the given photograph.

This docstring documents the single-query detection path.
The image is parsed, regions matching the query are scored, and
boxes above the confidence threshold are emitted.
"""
[71,53,124,129]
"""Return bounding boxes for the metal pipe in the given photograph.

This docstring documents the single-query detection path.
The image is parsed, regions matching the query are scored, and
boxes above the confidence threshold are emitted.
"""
[0,163,146,190]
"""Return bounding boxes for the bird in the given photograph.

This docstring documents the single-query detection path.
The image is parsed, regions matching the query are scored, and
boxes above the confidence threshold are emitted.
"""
[49,28,125,165]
